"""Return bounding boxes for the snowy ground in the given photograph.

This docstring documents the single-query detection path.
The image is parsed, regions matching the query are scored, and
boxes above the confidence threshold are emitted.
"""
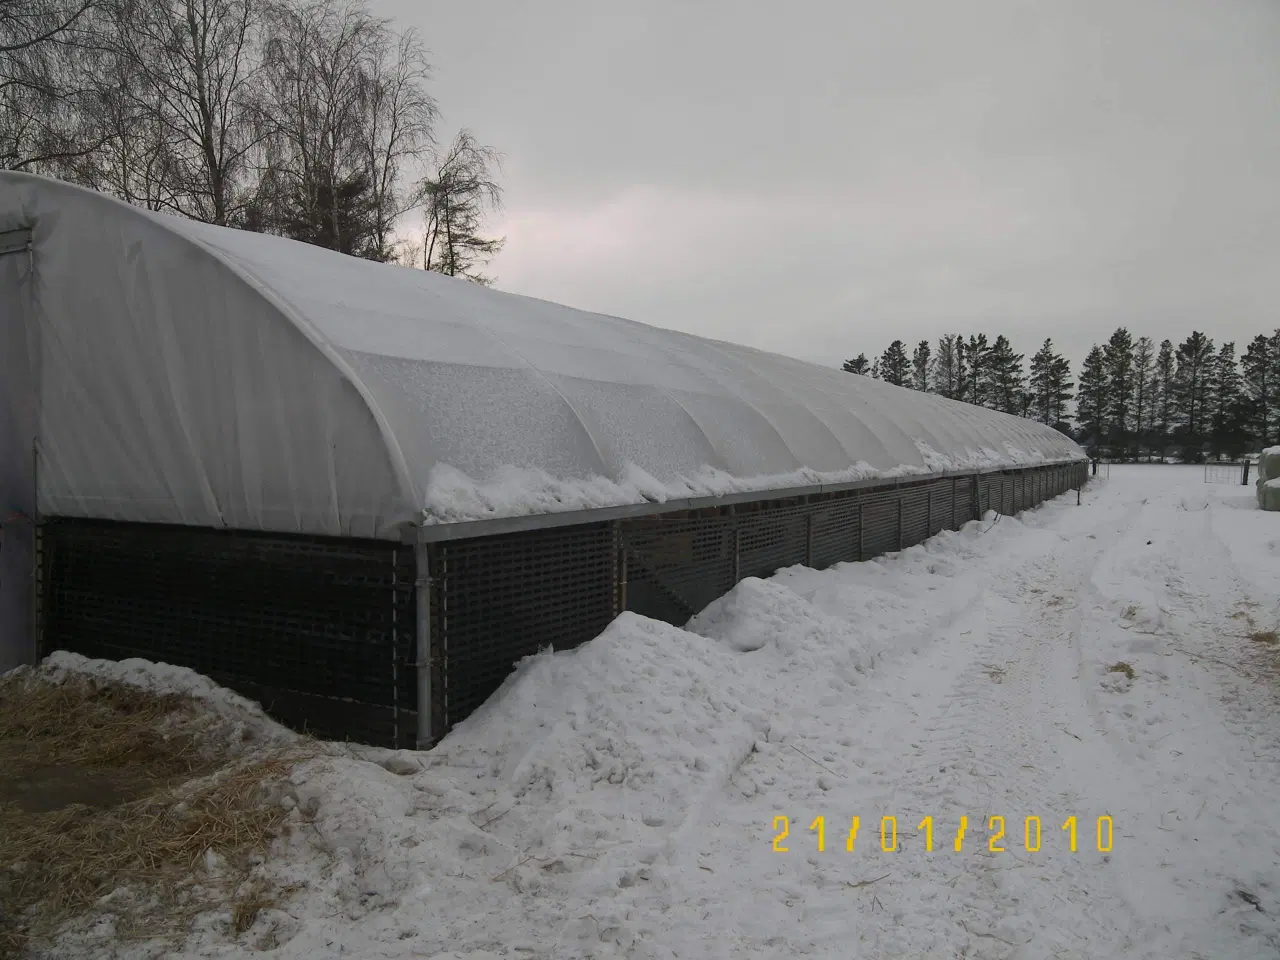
[46,465,1280,959]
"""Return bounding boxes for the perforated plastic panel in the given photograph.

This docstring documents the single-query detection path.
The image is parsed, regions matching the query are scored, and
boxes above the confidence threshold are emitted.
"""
[810,497,862,569]
[618,513,735,626]
[736,502,810,580]
[40,518,416,746]
[900,484,931,547]
[433,522,617,728]
[859,490,901,560]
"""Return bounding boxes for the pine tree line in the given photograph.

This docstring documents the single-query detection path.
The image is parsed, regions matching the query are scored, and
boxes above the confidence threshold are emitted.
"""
[844,328,1280,459]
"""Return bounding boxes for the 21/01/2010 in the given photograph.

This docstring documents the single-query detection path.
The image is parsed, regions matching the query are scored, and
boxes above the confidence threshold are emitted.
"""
[771,815,1114,853]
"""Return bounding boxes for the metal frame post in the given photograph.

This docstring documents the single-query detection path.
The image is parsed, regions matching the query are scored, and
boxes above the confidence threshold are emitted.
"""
[414,539,433,749]
[618,540,628,613]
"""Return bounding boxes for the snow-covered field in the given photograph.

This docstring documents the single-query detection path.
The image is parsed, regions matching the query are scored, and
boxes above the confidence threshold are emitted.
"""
[46,465,1280,959]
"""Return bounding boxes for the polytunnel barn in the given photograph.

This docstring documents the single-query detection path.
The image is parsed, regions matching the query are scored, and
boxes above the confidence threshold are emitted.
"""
[0,172,1088,749]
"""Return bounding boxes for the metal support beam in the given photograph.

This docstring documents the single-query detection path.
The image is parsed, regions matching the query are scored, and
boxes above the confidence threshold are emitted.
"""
[617,525,628,614]
[414,540,433,749]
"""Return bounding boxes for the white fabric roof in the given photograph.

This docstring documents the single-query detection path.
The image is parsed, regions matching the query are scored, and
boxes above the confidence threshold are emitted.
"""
[0,172,1083,539]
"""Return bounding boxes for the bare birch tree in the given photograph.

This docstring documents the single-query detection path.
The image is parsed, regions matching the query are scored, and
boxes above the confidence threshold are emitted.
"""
[359,28,435,258]
[252,0,434,258]
[0,0,109,172]
[100,0,263,224]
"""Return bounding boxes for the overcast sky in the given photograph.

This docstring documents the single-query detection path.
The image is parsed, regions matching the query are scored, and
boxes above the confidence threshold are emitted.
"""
[373,0,1280,371]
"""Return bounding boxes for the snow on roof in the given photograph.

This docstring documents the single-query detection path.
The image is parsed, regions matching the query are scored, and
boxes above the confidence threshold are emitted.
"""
[0,172,1083,539]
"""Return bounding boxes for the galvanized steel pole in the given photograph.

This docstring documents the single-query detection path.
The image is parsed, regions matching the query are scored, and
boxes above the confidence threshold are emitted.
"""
[414,540,433,749]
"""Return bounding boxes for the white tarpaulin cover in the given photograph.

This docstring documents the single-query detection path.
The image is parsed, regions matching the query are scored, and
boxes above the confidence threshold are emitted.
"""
[0,172,1083,539]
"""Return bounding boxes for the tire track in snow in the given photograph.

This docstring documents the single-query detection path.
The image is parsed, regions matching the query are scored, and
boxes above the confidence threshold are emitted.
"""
[838,500,1146,959]
[1065,484,1280,958]
[622,496,1148,959]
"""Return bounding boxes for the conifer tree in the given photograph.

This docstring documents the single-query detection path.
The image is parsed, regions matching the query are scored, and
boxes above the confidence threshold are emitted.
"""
[1075,345,1108,450]
[1152,339,1176,453]
[985,335,1025,415]
[1131,337,1155,456]
[1210,342,1245,457]
[911,340,932,392]
[965,335,991,407]
[1103,328,1135,455]
[842,354,871,375]
[1172,331,1215,453]
[931,334,963,399]
[1241,334,1274,447]
[878,340,910,387]
[1028,339,1072,427]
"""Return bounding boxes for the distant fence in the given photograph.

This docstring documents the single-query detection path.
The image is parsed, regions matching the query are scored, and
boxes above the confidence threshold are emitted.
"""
[1204,462,1251,485]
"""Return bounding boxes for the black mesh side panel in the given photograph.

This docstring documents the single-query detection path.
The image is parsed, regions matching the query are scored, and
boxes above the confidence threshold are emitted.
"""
[811,497,861,569]
[900,484,931,548]
[860,491,900,560]
[929,481,952,536]
[436,523,615,728]
[737,505,809,579]
[621,514,736,625]
[40,518,415,747]
[977,475,994,515]
[953,477,975,526]
[425,460,1085,737]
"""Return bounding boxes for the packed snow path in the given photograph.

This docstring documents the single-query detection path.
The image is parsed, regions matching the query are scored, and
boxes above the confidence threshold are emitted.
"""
[52,466,1280,960]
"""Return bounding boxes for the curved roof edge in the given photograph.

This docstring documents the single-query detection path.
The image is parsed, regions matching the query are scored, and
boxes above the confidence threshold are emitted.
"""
[177,229,420,512]
[0,171,418,539]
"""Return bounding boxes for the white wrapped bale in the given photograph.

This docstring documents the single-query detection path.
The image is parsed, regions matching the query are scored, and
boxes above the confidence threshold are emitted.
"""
[1255,446,1280,510]
[1263,478,1280,511]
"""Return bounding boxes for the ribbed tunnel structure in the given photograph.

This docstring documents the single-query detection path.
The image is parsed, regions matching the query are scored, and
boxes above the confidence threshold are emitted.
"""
[0,172,1087,746]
